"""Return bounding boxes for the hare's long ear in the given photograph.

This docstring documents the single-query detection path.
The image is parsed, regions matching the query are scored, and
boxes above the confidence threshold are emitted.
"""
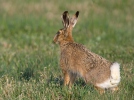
[70,11,79,27]
[61,11,70,28]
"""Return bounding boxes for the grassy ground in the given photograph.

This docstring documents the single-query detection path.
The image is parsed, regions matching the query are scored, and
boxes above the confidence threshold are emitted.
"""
[0,0,134,100]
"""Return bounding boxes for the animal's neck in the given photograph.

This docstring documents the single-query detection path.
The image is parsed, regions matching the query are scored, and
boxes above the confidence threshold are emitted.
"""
[66,27,74,42]
[59,41,70,51]
[59,39,73,47]
[67,32,74,42]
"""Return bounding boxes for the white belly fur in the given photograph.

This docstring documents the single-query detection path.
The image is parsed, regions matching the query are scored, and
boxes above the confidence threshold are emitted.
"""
[96,78,119,89]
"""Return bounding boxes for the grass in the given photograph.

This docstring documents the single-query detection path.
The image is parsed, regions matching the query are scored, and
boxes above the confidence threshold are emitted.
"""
[0,0,134,99]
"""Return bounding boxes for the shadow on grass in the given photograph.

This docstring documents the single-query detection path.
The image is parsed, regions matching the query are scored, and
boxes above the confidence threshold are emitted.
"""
[47,74,89,88]
[23,67,34,80]
[18,66,40,81]
[47,74,63,86]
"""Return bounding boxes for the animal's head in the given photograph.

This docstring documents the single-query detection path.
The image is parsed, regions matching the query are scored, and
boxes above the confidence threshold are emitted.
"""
[53,11,79,44]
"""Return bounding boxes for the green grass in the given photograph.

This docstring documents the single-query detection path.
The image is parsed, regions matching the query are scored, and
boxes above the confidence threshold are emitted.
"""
[0,0,134,99]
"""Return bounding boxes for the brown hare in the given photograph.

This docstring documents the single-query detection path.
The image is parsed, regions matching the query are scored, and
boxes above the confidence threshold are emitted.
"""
[53,11,120,93]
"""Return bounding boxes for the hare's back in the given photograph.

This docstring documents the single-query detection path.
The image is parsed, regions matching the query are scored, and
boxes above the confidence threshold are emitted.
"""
[67,43,111,68]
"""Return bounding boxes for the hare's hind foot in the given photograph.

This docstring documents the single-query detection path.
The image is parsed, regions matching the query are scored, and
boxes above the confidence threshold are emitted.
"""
[94,86,105,95]
[94,86,119,94]
[110,87,119,93]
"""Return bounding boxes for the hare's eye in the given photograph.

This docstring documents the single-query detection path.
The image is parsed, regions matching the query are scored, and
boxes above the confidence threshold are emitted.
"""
[57,32,60,36]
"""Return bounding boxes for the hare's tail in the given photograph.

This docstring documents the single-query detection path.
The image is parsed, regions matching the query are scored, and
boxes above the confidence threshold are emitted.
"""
[110,62,121,85]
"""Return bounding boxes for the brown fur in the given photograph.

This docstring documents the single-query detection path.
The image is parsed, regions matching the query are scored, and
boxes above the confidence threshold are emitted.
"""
[59,42,112,84]
[53,11,117,92]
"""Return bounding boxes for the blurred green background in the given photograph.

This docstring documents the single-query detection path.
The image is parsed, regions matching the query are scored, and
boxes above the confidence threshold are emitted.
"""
[0,0,134,99]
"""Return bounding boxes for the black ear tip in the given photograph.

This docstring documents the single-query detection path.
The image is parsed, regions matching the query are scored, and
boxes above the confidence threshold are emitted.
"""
[76,11,79,17]
[64,11,68,14]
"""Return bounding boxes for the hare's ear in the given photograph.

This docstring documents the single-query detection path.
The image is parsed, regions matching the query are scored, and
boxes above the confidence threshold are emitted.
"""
[61,11,70,28]
[70,11,79,27]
